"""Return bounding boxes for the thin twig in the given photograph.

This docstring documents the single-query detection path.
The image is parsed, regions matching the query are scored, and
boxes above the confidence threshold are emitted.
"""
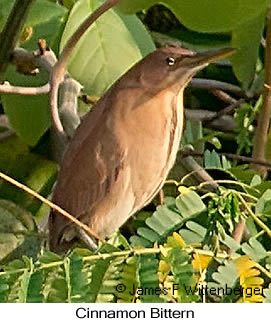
[204,99,244,126]
[251,10,271,176]
[211,89,237,104]
[0,171,103,242]
[49,0,125,137]
[0,83,49,95]
[182,151,271,169]
[195,179,259,192]
[0,0,35,80]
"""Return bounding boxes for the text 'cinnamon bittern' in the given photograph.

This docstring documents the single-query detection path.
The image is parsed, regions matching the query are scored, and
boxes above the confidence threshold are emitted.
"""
[49,46,235,253]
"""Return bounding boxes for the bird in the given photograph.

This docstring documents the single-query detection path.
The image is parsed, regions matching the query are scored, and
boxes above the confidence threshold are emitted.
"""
[49,46,235,253]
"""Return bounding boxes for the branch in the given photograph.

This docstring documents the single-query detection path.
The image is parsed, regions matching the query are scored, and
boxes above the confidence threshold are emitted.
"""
[0,82,49,95]
[0,44,57,96]
[49,0,125,138]
[251,10,271,176]
[0,0,35,80]
[210,88,237,104]
[190,78,244,97]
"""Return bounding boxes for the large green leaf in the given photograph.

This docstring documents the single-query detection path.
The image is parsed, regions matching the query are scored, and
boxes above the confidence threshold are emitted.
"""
[117,0,270,33]
[60,0,154,96]
[231,9,266,89]
[1,67,51,146]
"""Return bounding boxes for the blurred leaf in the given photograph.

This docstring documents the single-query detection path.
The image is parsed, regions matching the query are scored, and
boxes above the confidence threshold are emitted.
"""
[60,0,154,97]
[1,66,50,146]
[222,233,241,252]
[0,0,66,30]
[255,189,271,215]
[250,175,262,187]
[204,150,222,169]
[242,238,267,262]
[0,136,57,214]
[212,259,238,287]
[231,9,265,89]
[117,0,270,33]
[264,283,271,302]
[0,199,40,264]
[118,13,155,57]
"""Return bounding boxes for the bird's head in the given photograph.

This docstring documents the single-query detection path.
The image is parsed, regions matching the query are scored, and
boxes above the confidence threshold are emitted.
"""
[137,46,236,92]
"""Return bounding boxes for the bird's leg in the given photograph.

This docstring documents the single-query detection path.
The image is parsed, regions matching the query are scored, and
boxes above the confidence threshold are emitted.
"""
[77,227,98,250]
[158,189,165,205]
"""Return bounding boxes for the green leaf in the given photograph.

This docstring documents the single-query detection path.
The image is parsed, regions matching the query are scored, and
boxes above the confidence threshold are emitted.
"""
[60,0,154,97]
[241,238,267,262]
[0,276,9,302]
[264,283,271,303]
[204,150,222,169]
[0,0,66,30]
[117,13,155,57]
[222,234,241,252]
[18,262,33,303]
[166,247,198,302]
[255,189,271,215]
[231,9,266,89]
[137,254,162,302]
[179,221,206,244]
[176,190,206,218]
[68,253,89,302]
[117,256,137,302]
[137,228,160,243]
[26,271,43,302]
[250,175,262,187]
[210,259,239,302]
[145,205,182,237]
[117,0,270,33]
[1,67,51,146]
[26,0,66,26]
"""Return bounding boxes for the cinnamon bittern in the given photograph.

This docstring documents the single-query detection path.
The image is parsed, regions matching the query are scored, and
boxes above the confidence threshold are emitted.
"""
[49,46,235,253]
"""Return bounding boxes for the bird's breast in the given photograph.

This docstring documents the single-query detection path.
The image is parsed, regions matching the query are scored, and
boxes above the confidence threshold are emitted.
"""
[119,87,184,211]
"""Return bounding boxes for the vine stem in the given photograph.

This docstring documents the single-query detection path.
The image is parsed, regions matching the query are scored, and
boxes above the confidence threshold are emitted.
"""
[49,0,125,137]
[1,245,270,279]
[0,171,103,242]
[236,192,271,239]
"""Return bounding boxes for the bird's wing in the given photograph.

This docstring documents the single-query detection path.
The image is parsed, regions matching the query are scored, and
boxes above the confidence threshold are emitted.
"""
[49,94,125,245]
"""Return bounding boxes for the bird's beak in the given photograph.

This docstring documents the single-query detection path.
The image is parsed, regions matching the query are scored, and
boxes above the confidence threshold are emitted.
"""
[186,47,236,68]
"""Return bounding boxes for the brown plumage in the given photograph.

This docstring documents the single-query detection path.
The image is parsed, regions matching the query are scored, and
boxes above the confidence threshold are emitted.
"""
[49,46,234,253]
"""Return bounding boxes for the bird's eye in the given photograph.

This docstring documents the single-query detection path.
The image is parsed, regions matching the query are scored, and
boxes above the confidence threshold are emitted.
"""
[166,57,175,66]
